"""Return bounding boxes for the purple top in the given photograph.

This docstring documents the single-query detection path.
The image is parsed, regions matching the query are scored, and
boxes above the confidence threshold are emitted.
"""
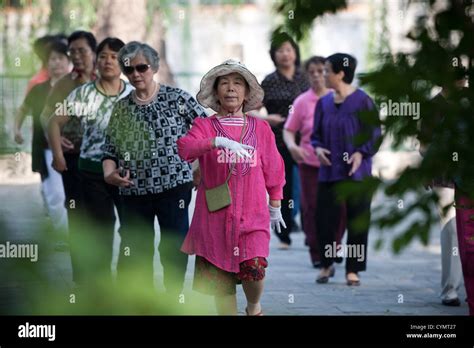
[310,88,381,182]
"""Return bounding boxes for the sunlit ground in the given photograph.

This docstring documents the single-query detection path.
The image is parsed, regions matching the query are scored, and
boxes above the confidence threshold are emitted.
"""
[0,153,467,315]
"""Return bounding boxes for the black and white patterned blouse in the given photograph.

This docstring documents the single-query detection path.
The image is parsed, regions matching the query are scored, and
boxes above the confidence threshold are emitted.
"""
[261,69,309,147]
[102,84,207,196]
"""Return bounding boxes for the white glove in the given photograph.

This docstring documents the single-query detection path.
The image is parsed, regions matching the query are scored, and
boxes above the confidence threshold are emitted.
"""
[215,136,254,159]
[269,204,287,234]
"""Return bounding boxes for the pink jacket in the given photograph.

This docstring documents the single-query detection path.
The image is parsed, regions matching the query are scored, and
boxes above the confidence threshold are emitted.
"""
[177,115,285,273]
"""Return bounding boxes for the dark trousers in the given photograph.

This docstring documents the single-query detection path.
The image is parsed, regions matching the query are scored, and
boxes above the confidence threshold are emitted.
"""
[275,146,295,244]
[61,153,85,284]
[316,181,372,273]
[77,169,119,286]
[118,186,192,294]
[299,164,346,263]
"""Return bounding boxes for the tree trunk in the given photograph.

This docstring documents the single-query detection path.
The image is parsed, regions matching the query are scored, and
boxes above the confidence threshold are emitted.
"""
[146,10,175,86]
[93,0,174,85]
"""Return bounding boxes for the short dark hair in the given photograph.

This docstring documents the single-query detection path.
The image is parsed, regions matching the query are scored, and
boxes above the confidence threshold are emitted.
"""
[269,32,301,67]
[53,33,68,45]
[46,41,69,61]
[68,30,97,52]
[96,37,125,55]
[304,56,326,72]
[33,35,57,65]
[326,53,357,84]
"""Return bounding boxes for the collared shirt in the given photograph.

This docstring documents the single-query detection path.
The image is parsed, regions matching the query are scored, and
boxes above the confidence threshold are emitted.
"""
[311,89,381,182]
[102,84,207,196]
[261,69,310,148]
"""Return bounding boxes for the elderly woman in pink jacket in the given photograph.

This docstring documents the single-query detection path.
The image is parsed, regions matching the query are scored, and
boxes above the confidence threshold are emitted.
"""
[178,60,286,315]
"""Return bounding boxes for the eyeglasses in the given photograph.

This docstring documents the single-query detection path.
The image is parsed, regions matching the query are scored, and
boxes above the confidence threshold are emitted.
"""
[123,64,151,75]
[67,48,91,57]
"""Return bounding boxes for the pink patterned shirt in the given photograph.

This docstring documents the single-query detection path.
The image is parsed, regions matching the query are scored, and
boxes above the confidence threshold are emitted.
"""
[177,114,285,273]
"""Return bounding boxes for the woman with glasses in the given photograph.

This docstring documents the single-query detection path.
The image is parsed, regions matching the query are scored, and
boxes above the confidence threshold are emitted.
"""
[48,37,133,289]
[41,30,97,282]
[283,56,346,269]
[102,41,207,297]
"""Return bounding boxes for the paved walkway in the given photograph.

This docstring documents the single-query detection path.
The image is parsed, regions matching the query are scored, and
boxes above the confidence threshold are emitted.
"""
[0,180,468,315]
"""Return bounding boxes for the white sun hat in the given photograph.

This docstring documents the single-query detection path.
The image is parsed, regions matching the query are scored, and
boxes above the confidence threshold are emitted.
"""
[196,59,264,113]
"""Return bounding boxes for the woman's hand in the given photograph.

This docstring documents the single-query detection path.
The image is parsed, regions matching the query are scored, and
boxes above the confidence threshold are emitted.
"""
[288,144,308,163]
[315,147,332,166]
[14,131,24,144]
[192,166,201,190]
[61,136,75,152]
[266,114,286,127]
[348,151,363,176]
[269,201,286,234]
[104,167,134,187]
[214,137,254,159]
[52,154,68,173]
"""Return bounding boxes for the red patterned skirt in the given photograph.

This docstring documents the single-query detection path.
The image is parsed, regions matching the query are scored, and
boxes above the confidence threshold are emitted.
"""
[193,256,268,296]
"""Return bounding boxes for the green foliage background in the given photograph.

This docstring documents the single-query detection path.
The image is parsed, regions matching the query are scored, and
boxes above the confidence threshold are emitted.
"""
[272,0,474,253]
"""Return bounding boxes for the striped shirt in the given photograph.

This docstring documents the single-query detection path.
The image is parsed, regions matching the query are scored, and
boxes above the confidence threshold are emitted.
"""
[216,115,246,126]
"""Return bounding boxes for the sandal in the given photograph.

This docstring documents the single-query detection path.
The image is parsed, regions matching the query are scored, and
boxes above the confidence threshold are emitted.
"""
[346,273,360,286]
[245,307,263,316]
[316,266,335,284]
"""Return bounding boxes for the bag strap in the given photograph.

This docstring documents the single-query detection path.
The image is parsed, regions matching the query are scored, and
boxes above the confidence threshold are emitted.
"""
[201,114,248,190]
